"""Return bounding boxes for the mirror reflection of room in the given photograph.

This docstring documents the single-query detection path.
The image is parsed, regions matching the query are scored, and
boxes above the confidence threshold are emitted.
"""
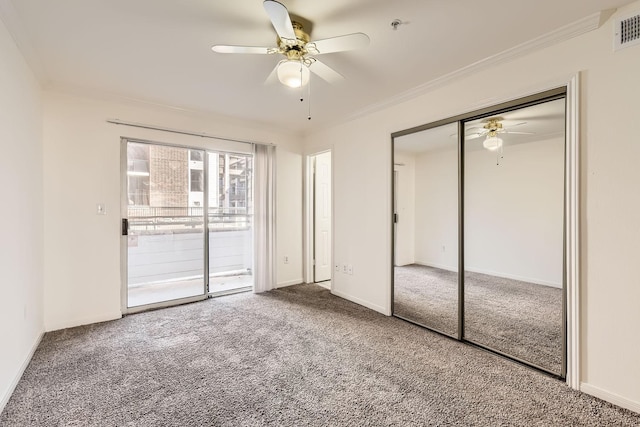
[463,98,565,375]
[392,96,566,376]
[393,123,459,337]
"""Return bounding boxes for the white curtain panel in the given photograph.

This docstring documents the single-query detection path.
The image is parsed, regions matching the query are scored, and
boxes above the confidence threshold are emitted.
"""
[253,144,277,293]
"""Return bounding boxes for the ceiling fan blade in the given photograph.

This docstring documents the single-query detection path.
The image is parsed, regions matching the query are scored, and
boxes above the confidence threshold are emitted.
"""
[308,59,344,83]
[306,33,370,55]
[505,121,527,128]
[503,131,535,135]
[465,132,485,140]
[263,0,296,42]
[212,45,272,54]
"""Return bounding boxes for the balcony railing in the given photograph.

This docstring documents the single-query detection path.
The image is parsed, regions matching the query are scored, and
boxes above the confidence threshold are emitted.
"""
[128,206,251,232]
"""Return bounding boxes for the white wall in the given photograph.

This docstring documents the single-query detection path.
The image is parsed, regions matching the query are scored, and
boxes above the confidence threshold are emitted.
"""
[276,147,303,287]
[304,3,640,410]
[465,137,564,287]
[393,152,415,266]
[42,91,303,331]
[413,146,459,271]
[0,16,44,411]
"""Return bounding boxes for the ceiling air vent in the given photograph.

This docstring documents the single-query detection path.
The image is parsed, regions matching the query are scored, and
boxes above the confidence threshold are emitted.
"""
[614,11,640,51]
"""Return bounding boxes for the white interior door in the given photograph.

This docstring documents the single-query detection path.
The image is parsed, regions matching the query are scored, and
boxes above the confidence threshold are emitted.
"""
[314,151,332,282]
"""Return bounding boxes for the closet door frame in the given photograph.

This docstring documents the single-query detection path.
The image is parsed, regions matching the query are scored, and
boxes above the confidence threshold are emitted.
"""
[391,76,580,388]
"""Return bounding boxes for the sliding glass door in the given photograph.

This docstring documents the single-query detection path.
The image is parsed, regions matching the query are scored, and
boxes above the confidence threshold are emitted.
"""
[122,140,253,312]
[207,152,253,294]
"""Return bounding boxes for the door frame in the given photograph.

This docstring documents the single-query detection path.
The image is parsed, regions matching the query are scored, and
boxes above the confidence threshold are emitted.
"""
[120,137,255,314]
[304,149,333,288]
[390,74,580,389]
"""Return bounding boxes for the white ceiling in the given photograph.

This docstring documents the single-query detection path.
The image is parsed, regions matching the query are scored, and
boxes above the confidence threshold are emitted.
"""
[4,0,633,134]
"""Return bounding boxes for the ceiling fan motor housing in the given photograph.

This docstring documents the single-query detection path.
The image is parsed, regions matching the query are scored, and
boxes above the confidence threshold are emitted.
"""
[278,21,310,60]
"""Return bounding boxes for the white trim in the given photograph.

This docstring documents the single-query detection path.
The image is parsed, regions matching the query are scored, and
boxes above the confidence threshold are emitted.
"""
[0,332,43,414]
[332,289,389,316]
[565,74,581,390]
[276,279,304,288]
[45,312,122,332]
[343,12,605,125]
[464,267,562,289]
[580,383,640,414]
[303,155,315,284]
[412,261,457,273]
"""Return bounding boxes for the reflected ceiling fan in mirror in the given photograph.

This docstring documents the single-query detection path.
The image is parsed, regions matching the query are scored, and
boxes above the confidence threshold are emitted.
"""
[212,0,370,89]
[466,118,534,165]
[465,118,534,150]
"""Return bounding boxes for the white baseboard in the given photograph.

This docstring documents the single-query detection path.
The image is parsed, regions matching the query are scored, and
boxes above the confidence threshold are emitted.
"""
[580,382,640,414]
[0,331,43,414]
[45,311,122,332]
[331,289,389,315]
[414,261,457,273]
[276,278,303,288]
[463,266,562,288]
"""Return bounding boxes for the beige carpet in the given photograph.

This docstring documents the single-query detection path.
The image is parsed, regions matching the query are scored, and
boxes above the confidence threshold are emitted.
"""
[2,284,637,426]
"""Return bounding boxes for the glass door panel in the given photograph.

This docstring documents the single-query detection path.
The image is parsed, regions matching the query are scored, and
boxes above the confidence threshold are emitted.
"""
[207,152,254,294]
[126,142,206,308]
[393,122,459,337]
[463,98,565,374]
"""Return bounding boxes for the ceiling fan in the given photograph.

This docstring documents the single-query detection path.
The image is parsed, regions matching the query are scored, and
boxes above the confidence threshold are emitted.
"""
[465,118,533,151]
[211,0,370,88]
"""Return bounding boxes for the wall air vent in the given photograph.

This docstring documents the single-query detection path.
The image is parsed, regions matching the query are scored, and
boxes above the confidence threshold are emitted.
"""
[614,11,640,51]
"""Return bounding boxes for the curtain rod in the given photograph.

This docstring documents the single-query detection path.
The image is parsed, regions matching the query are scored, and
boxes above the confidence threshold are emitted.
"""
[106,119,274,146]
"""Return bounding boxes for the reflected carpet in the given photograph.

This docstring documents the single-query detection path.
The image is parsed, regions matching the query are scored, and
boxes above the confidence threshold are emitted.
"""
[394,264,563,374]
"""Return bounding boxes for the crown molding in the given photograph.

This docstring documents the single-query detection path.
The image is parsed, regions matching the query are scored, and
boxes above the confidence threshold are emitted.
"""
[0,0,48,84]
[340,10,613,125]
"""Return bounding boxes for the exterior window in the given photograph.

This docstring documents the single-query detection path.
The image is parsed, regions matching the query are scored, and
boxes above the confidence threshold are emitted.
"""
[190,169,204,192]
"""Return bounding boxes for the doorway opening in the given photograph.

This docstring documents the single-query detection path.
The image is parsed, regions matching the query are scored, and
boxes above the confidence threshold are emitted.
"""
[305,150,332,289]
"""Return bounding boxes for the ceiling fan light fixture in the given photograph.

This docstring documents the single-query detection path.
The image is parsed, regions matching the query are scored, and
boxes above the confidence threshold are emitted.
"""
[483,135,503,151]
[277,60,310,88]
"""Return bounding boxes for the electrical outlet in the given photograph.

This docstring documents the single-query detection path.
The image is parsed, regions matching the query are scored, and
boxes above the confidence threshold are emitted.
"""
[347,265,353,275]
[96,203,106,215]
[284,255,289,264]
[342,264,348,274]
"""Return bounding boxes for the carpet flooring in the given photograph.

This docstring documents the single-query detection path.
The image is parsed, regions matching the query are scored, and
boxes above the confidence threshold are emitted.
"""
[2,284,639,426]
[394,264,563,374]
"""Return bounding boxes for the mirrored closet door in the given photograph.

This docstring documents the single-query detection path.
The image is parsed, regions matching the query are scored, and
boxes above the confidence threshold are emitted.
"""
[463,98,565,374]
[392,89,567,377]
[393,122,459,338]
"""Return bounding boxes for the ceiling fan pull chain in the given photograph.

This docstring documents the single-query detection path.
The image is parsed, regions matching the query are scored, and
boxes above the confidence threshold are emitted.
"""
[496,141,504,165]
[300,61,304,102]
